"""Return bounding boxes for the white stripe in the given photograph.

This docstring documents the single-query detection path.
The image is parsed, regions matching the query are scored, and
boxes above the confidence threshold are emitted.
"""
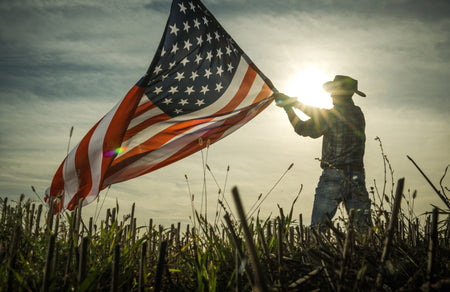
[104,72,271,185]
[137,94,148,106]
[183,56,250,119]
[85,100,122,204]
[106,109,251,184]
[62,141,81,209]
[221,94,272,138]
[104,122,213,184]
[127,104,165,131]
[117,57,250,159]
[236,72,266,109]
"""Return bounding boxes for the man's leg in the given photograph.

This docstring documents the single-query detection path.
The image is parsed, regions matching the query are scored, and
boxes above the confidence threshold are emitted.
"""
[311,169,344,230]
[345,171,372,230]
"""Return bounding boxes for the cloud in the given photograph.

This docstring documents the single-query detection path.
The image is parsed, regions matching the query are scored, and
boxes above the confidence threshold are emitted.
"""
[0,0,448,225]
[0,0,168,102]
[204,0,450,23]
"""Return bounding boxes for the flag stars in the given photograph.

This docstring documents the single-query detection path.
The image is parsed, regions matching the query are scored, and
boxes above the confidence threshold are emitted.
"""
[145,4,243,117]
[169,23,179,36]
[178,2,187,14]
[184,39,193,51]
[180,57,190,67]
[183,21,191,32]
[200,85,209,95]
[206,33,212,43]
[175,72,185,82]
[153,65,163,75]
[195,99,205,106]
[185,86,195,95]
[206,51,213,61]
[171,43,179,54]
[193,18,201,29]
[168,86,179,94]
[216,65,224,76]
[194,54,203,65]
[227,63,234,72]
[190,71,199,81]
[179,99,189,106]
[216,48,223,59]
[225,46,232,56]
[196,35,203,46]
[215,82,223,92]
[162,98,173,105]
[204,68,212,79]
[153,86,163,95]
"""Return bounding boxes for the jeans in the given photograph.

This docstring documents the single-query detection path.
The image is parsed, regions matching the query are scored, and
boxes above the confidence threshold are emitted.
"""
[310,168,372,231]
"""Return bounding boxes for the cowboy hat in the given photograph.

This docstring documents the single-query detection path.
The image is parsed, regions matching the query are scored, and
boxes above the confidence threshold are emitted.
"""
[322,75,366,97]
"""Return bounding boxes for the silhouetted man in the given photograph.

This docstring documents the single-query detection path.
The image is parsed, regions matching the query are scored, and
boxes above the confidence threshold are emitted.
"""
[274,75,372,231]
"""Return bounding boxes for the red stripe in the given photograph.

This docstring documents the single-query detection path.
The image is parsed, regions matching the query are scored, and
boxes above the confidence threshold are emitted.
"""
[212,67,257,116]
[49,159,65,212]
[253,82,272,103]
[104,78,269,184]
[105,97,272,183]
[49,117,102,211]
[111,65,257,167]
[133,100,157,118]
[106,67,257,179]
[103,85,146,171]
[123,113,172,141]
[149,97,273,174]
[63,85,145,210]
[66,125,98,210]
[111,115,210,166]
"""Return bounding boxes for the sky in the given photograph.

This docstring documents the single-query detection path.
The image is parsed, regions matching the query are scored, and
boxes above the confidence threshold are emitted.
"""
[0,0,449,227]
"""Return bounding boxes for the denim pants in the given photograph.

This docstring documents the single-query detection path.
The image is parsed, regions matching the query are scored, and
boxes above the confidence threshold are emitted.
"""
[311,168,372,230]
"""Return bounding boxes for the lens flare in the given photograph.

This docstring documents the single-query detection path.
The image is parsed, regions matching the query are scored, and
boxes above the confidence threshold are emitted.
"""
[286,67,332,109]
[104,146,128,157]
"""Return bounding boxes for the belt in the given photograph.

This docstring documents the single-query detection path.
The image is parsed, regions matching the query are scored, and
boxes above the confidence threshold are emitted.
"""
[324,165,363,172]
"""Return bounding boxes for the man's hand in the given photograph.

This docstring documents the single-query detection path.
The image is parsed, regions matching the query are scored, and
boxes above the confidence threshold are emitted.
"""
[273,92,298,108]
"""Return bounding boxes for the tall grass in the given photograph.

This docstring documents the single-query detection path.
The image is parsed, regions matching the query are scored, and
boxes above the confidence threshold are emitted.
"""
[1,183,449,291]
[1,140,449,291]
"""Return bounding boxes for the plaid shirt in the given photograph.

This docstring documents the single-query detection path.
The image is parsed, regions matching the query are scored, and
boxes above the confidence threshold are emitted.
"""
[293,100,366,170]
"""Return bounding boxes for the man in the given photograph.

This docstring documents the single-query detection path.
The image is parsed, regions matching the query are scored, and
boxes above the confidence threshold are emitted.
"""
[274,75,372,231]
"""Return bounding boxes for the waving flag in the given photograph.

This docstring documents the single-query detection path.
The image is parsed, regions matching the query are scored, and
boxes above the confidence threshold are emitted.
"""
[46,0,276,212]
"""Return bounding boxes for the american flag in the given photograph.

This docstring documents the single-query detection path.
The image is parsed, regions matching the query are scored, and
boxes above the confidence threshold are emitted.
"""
[46,0,276,212]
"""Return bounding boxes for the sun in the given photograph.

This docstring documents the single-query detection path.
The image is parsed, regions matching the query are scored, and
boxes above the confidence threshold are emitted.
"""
[285,68,333,110]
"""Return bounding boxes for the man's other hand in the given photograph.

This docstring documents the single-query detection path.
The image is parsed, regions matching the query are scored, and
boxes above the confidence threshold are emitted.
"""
[273,93,298,108]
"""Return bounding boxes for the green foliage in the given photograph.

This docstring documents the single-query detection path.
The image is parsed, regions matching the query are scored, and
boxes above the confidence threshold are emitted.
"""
[3,138,450,290]
[0,181,449,291]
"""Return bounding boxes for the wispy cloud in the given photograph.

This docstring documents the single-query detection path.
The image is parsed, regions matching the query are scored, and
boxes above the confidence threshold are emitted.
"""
[0,0,448,225]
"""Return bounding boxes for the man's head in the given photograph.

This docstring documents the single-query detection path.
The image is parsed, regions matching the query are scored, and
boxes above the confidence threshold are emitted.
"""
[323,75,366,100]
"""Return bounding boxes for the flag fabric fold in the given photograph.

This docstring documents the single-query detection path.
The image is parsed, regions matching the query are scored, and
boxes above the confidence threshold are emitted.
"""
[46,0,276,212]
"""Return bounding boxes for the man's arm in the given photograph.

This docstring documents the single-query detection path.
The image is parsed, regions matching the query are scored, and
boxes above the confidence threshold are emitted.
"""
[284,106,302,129]
[274,93,327,138]
[273,93,321,118]
[283,106,324,138]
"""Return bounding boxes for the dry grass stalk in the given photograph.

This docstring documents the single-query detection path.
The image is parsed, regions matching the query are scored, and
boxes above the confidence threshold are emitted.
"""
[232,186,269,292]
[376,177,405,288]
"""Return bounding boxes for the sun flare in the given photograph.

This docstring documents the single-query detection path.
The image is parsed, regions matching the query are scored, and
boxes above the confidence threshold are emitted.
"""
[286,68,333,110]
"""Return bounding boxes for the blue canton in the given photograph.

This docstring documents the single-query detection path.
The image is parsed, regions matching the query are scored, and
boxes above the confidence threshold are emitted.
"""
[144,0,240,117]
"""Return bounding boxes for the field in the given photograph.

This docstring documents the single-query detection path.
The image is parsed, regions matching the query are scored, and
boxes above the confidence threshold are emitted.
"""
[1,149,450,291]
